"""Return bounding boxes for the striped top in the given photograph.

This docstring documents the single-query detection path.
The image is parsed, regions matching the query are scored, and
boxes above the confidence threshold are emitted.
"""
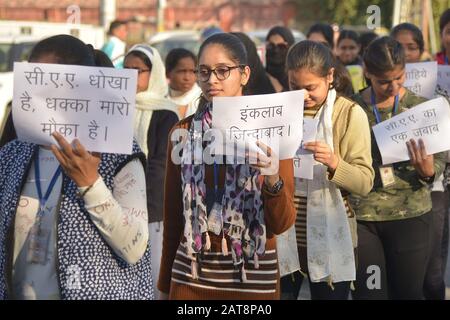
[170,237,279,296]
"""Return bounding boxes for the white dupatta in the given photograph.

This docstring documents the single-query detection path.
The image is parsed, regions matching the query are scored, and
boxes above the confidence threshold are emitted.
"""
[277,89,355,284]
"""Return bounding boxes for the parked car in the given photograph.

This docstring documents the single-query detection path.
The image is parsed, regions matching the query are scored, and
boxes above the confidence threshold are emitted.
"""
[0,35,41,136]
[148,30,201,61]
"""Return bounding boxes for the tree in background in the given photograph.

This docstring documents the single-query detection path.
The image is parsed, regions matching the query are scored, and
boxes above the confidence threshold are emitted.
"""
[293,0,393,30]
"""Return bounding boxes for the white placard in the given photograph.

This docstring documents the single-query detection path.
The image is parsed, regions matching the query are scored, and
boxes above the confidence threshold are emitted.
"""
[211,90,304,160]
[437,65,450,98]
[294,118,318,179]
[372,97,450,165]
[404,61,437,99]
[12,62,137,154]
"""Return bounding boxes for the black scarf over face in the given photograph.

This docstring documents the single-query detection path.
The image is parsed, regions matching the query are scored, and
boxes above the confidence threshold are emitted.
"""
[266,45,290,90]
[265,26,295,91]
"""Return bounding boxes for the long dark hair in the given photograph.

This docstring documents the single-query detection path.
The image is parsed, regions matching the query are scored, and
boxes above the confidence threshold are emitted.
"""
[231,32,275,95]
[286,40,352,96]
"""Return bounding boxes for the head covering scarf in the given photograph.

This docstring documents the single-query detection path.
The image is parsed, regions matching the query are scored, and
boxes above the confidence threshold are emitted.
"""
[127,44,179,156]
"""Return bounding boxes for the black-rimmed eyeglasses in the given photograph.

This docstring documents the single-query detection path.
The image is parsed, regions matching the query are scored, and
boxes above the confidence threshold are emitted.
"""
[195,65,243,82]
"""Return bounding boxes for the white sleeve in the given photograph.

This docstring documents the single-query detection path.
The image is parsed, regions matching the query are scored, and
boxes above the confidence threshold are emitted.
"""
[78,158,149,265]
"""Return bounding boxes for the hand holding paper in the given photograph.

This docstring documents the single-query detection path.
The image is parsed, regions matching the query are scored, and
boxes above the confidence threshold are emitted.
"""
[293,118,318,180]
[50,132,101,187]
[303,141,339,172]
[247,140,280,185]
[406,138,435,178]
[212,90,304,160]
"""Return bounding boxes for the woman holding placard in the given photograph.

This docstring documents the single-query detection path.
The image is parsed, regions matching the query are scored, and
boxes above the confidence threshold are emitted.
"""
[351,36,447,300]
[393,22,450,300]
[278,40,374,300]
[0,35,153,300]
[158,33,296,300]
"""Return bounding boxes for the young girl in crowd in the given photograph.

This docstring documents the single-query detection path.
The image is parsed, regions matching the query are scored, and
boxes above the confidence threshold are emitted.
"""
[165,48,202,118]
[306,24,355,96]
[337,30,365,94]
[123,44,179,299]
[351,36,446,300]
[278,40,374,300]
[436,9,450,65]
[391,23,425,63]
[393,23,450,300]
[158,33,296,300]
[307,23,335,50]
[0,35,152,300]
[336,30,362,66]
[265,26,295,92]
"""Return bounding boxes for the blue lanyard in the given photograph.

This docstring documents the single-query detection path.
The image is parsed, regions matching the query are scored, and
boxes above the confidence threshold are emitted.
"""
[445,56,449,65]
[35,150,62,216]
[370,88,399,124]
[213,161,219,202]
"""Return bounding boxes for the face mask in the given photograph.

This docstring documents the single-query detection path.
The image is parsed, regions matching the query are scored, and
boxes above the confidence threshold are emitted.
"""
[266,44,289,66]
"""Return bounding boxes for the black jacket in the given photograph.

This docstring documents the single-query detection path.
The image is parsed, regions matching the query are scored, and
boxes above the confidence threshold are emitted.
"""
[145,109,179,223]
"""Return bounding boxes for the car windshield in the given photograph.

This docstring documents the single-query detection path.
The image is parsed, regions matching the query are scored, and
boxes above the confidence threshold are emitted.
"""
[0,43,12,72]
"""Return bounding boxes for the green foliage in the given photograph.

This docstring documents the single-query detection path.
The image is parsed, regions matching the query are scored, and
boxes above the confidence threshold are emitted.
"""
[294,0,393,30]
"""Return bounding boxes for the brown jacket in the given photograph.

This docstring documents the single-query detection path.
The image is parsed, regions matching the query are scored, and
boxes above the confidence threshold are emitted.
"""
[157,115,296,299]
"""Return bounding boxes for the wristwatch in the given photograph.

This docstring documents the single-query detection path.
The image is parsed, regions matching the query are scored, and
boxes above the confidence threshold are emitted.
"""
[420,174,435,185]
[265,177,284,194]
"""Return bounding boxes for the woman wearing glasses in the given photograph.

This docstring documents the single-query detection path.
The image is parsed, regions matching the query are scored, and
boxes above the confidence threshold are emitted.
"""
[265,26,295,92]
[158,33,296,300]
[123,45,179,299]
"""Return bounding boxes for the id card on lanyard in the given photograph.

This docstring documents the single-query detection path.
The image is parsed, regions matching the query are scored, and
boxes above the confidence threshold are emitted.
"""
[371,88,399,188]
[27,150,62,265]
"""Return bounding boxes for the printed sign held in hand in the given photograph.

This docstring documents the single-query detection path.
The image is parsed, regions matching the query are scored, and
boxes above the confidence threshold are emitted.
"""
[372,97,450,164]
[13,62,138,154]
